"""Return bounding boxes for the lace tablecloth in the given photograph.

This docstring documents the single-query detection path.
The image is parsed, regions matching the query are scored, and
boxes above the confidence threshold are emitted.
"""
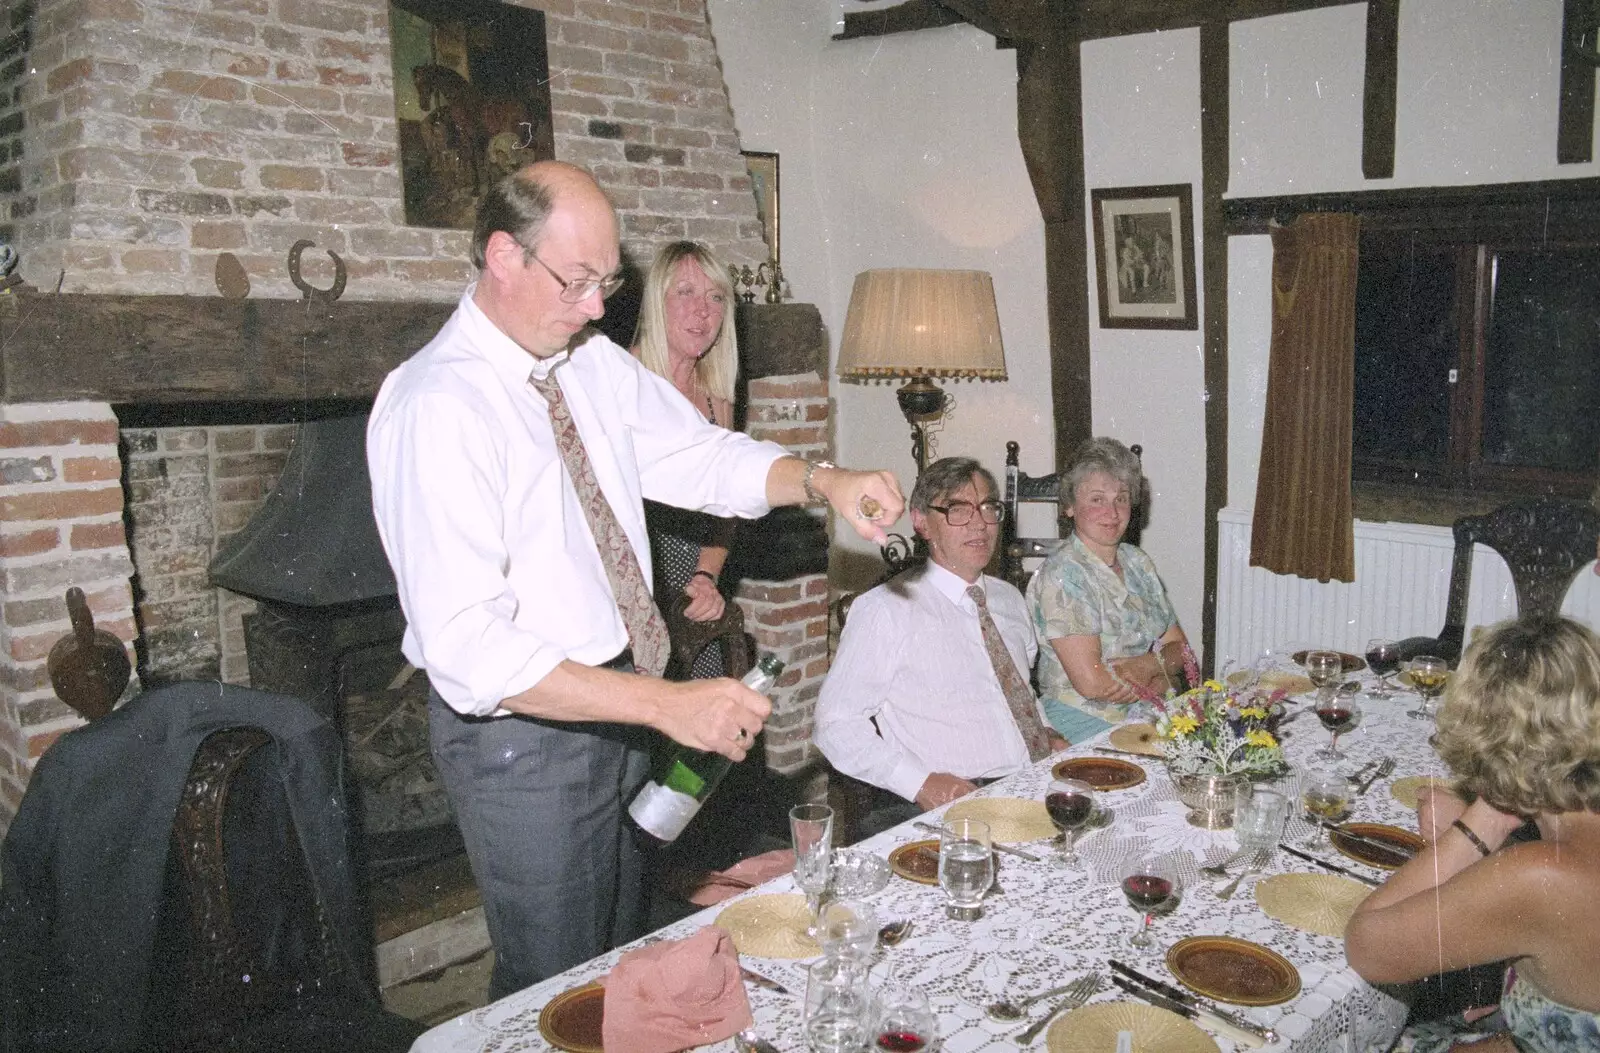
[413,667,1445,1053]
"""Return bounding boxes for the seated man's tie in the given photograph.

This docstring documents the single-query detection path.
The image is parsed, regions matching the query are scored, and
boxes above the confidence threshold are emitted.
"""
[967,585,1052,760]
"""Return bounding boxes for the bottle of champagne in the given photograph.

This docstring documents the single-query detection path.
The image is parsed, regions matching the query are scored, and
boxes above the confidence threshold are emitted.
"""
[628,653,785,842]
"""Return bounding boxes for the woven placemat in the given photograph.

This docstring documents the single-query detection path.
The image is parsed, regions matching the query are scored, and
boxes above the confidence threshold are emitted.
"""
[1109,722,1165,757]
[1254,873,1370,938]
[1047,1001,1218,1053]
[1227,670,1315,696]
[1390,775,1452,811]
[715,894,819,959]
[945,797,1056,843]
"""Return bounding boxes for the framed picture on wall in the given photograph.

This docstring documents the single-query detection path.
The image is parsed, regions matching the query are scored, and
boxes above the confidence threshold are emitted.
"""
[742,150,779,264]
[1090,183,1197,330]
[389,0,556,230]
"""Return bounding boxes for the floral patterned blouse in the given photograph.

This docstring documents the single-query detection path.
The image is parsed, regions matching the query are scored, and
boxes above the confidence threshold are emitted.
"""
[1501,965,1600,1053]
[1025,531,1178,725]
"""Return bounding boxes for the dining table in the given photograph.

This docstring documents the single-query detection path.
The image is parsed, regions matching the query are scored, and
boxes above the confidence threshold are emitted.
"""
[411,656,1448,1053]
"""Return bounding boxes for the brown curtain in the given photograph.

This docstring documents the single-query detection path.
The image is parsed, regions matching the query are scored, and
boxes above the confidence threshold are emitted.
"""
[1249,212,1359,583]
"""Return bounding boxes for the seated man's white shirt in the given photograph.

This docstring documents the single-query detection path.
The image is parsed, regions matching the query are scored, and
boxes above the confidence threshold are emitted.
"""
[814,560,1043,801]
[368,287,786,717]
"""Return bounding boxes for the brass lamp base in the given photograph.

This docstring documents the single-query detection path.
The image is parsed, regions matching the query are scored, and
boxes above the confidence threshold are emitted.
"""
[896,377,947,474]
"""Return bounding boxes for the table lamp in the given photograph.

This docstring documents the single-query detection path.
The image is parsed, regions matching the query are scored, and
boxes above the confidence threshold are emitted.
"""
[835,268,1007,474]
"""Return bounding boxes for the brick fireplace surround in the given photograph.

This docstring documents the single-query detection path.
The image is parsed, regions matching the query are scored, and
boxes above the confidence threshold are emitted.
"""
[0,0,835,858]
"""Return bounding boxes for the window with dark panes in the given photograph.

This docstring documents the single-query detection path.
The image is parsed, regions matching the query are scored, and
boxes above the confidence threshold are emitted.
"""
[1353,240,1600,497]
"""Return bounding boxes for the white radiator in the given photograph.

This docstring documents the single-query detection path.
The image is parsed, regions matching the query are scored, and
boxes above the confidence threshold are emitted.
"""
[1215,507,1600,667]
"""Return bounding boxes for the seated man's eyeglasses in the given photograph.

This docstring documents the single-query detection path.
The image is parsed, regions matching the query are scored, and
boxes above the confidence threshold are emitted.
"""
[929,500,1005,526]
[529,249,625,303]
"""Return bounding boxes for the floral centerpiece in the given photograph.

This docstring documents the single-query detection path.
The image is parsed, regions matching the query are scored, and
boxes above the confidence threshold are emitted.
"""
[1127,648,1289,827]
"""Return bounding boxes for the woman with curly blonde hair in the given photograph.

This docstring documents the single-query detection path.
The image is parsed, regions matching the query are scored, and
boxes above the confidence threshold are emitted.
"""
[1345,615,1600,1053]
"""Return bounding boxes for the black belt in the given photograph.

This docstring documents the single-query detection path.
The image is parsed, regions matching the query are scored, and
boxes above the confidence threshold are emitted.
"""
[599,648,634,672]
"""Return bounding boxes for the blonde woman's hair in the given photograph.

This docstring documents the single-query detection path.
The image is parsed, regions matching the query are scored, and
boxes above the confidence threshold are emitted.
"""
[1434,614,1600,816]
[632,241,738,404]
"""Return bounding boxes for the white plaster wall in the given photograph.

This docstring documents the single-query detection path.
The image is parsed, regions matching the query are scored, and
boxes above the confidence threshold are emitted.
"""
[1080,30,1207,649]
[707,0,1055,592]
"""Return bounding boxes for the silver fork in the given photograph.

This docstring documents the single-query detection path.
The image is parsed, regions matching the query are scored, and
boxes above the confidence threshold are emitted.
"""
[1201,849,1256,877]
[1215,847,1271,900]
[1356,757,1396,795]
[1017,972,1104,1044]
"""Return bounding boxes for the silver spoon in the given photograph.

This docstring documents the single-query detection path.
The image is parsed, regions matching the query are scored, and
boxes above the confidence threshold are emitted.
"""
[985,981,1078,1022]
[878,919,915,947]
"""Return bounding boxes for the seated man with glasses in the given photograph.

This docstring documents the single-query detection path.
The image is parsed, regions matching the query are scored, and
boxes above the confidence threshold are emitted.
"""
[815,457,1066,836]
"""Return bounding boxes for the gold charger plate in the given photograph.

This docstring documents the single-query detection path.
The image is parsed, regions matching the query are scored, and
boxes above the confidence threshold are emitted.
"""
[888,839,941,885]
[945,796,1057,842]
[1047,1001,1218,1053]
[1109,722,1165,758]
[538,981,605,1053]
[1255,873,1370,938]
[1051,756,1147,792]
[716,893,819,959]
[1227,670,1316,696]
[1166,935,1301,1006]
[1292,649,1366,673]
[1331,822,1424,870]
[1391,775,1452,810]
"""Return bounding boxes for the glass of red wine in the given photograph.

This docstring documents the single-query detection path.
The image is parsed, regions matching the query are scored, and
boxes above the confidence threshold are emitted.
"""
[1045,777,1096,869]
[1313,693,1361,762]
[1365,638,1401,695]
[1119,854,1178,952]
[871,982,936,1053]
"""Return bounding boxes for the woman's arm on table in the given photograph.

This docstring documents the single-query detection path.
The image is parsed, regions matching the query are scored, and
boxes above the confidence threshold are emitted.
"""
[1345,797,1541,983]
[1050,634,1141,705]
[1107,623,1190,695]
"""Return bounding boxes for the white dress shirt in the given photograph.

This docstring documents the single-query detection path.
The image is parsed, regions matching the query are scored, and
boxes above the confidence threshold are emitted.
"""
[814,561,1043,802]
[367,287,787,717]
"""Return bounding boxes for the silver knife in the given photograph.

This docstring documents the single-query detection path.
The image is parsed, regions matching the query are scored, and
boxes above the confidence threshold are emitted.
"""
[1108,961,1278,1045]
[913,820,1042,863]
[1110,975,1269,1048]
[1320,822,1417,861]
[1092,745,1152,759]
[1278,842,1383,886]
[740,966,792,996]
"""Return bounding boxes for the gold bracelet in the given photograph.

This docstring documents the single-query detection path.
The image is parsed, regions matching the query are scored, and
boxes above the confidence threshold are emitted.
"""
[803,459,835,505]
[1452,817,1492,857]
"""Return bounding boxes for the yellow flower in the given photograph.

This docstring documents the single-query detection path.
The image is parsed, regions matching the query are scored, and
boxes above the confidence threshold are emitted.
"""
[1203,679,1226,693]
[1238,706,1267,720]
[1169,713,1200,737]
[1246,729,1277,748]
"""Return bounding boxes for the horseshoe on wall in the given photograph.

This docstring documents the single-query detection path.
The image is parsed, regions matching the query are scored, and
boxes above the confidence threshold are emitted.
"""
[287,239,347,303]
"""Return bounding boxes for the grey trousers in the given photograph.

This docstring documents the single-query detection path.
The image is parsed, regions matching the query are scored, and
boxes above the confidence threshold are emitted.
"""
[428,689,652,1000]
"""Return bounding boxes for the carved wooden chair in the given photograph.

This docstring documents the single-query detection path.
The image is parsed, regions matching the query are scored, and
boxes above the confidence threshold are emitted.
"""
[1397,496,1600,666]
[660,591,754,682]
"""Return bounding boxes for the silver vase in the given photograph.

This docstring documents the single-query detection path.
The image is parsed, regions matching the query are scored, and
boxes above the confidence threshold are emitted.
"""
[1172,771,1249,829]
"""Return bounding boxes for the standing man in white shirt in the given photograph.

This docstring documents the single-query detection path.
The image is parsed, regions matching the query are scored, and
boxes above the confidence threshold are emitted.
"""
[814,457,1066,837]
[367,161,903,998]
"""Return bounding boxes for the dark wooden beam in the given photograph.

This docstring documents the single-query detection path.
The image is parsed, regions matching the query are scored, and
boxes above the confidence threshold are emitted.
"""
[1362,0,1399,179]
[1221,176,1600,235]
[933,0,1052,44]
[0,290,451,404]
[1199,19,1230,679]
[833,0,967,41]
[1011,5,1092,468]
[1559,0,1600,164]
[1078,0,1359,40]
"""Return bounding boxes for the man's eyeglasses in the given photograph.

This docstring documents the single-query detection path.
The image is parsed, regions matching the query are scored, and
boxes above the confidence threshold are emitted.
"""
[529,250,625,304]
[929,500,1005,526]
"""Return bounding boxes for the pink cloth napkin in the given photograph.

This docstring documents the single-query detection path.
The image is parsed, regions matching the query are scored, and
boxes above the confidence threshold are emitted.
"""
[600,926,754,1053]
[685,848,795,906]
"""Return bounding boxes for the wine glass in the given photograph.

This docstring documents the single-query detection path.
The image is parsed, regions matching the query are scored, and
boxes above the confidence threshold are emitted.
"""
[1304,650,1343,702]
[804,954,871,1053]
[1119,853,1178,952]
[1313,692,1361,762]
[1045,777,1096,869]
[1407,655,1449,720]
[937,817,993,921]
[817,897,878,966]
[790,803,834,935]
[871,982,937,1053]
[1364,638,1401,695]
[1300,770,1353,849]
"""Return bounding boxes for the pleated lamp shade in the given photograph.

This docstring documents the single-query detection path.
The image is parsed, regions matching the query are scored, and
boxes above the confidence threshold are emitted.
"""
[835,269,1007,380]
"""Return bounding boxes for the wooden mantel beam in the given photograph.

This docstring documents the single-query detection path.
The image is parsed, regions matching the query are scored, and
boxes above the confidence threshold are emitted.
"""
[833,0,967,41]
[0,289,453,405]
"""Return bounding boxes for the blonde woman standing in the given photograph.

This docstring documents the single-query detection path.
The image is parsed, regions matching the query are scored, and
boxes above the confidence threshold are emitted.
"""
[632,241,740,678]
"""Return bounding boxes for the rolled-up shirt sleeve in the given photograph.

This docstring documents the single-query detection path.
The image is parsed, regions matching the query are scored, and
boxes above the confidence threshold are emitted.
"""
[813,594,929,802]
[368,389,565,716]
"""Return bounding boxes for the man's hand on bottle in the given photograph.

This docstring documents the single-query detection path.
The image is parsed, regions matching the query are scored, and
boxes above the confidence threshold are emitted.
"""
[654,678,771,761]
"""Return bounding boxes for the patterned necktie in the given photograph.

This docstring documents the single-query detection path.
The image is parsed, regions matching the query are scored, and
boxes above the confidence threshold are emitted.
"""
[967,584,1053,760]
[529,364,670,678]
